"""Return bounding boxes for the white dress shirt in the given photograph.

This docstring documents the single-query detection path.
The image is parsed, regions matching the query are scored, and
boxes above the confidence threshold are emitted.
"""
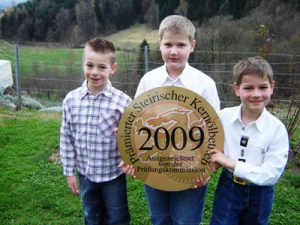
[220,105,289,186]
[135,63,220,111]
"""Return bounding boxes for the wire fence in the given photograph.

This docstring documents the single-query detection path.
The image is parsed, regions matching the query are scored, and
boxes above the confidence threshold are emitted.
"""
[1,39,300,109]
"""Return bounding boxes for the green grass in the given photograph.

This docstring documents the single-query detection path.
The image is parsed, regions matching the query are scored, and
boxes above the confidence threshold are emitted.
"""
[0,24,156,79]
[0,43,80,76]
[0,108,83,225]
[0,106,299,225]
[0,42,140,78]
[18,46,83,76]
[105,23,159,48]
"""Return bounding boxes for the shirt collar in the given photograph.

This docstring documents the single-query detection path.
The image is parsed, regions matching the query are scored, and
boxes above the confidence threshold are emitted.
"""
[178,63,191,86]
[230,105,242,124]
[161,63,190,86]
[79,80,112,99]
[254,108,267,132]
[230,105,266,132]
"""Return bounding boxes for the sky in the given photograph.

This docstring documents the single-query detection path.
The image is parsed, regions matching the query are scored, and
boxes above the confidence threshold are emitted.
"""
[0,0,27,10]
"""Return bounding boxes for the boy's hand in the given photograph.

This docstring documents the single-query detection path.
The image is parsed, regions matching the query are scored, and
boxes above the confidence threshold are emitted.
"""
[209,149,236,170]
[67,176,80,195]
[194,176,210,188]
[212,162,221,173]
[118,161,136,178]
[113,127,118,133]
[115,129,136,177]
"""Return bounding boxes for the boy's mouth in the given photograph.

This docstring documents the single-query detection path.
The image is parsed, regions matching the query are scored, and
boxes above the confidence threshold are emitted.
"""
[90,77,102,81]
[249,100,264,105]
[169,58,179,62]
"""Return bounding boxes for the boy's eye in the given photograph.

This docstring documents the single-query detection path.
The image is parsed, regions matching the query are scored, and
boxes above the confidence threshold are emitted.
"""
[99,65,107,70]
[260,86,269,89]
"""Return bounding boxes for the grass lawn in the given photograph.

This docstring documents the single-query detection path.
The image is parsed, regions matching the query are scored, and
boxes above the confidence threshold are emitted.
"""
[105,23,159,48]
[0,42,140,79]
[0,24,157,78]
[0,106,299,225]
[17,46,83,76]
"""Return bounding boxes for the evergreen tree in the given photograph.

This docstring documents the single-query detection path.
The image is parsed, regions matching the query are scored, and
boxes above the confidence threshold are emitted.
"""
[228,0,247,19]
[156,0,179,21]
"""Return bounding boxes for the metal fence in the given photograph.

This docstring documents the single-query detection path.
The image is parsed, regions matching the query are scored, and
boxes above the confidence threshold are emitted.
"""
[1,39,300,109]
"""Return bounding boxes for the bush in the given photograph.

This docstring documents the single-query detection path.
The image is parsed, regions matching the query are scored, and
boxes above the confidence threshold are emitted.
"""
[21,96,43,110]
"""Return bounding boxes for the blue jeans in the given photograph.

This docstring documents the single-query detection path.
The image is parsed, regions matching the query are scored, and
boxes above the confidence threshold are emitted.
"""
[78,174,130,225]
[144,184,207,225]
[210,169,274,225]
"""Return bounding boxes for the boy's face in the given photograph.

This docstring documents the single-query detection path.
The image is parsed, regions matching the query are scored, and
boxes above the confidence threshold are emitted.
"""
[234,74,274,115]
[83,48,116,94]
[160,31,195,77]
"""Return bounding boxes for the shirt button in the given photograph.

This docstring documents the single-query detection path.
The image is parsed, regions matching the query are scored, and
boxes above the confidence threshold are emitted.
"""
[242,127,245,131]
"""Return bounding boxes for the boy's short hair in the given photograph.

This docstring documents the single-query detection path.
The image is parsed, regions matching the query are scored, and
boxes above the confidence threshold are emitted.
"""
[159,15,195,42]
[233,56,274,84]
[83,37,116,63]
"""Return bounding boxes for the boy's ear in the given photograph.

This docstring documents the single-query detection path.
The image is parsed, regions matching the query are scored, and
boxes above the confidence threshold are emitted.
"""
[233,82,240,96]
[271,80,275,89]
[191,40,196,51]
[111,63,117,75]
[270,80,275,94]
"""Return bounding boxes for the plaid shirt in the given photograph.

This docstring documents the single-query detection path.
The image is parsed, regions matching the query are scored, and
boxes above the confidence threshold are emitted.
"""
[60,81,132,182]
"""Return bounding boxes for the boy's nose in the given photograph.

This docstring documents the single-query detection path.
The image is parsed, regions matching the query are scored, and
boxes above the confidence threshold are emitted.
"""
[252,88,261,97]
[170,47,178,54]
[91,67,99,74]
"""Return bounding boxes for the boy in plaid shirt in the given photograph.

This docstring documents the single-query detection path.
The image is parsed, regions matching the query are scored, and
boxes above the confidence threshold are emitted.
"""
[60,37,131,225]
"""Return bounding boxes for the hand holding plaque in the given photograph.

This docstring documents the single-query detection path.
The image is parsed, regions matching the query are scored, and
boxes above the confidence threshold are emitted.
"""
[117,86,224,191]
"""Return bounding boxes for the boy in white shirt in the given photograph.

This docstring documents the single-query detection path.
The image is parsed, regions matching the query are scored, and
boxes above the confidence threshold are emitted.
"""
[209,56,289,225]
[120,15,220,225]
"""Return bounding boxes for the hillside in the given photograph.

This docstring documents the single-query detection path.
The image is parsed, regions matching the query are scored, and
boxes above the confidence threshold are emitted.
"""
[105,24,158,47]
[1,0,299,45]
[0,0,299,55]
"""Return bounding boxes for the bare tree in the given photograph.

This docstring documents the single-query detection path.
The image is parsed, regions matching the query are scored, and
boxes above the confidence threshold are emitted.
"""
[144,0,159,29]
[75,0,98,41]
[54,8,74,42]
[175,0,188,16]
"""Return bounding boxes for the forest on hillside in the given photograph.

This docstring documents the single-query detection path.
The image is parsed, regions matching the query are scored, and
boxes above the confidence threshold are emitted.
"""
[0,0,299,52]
